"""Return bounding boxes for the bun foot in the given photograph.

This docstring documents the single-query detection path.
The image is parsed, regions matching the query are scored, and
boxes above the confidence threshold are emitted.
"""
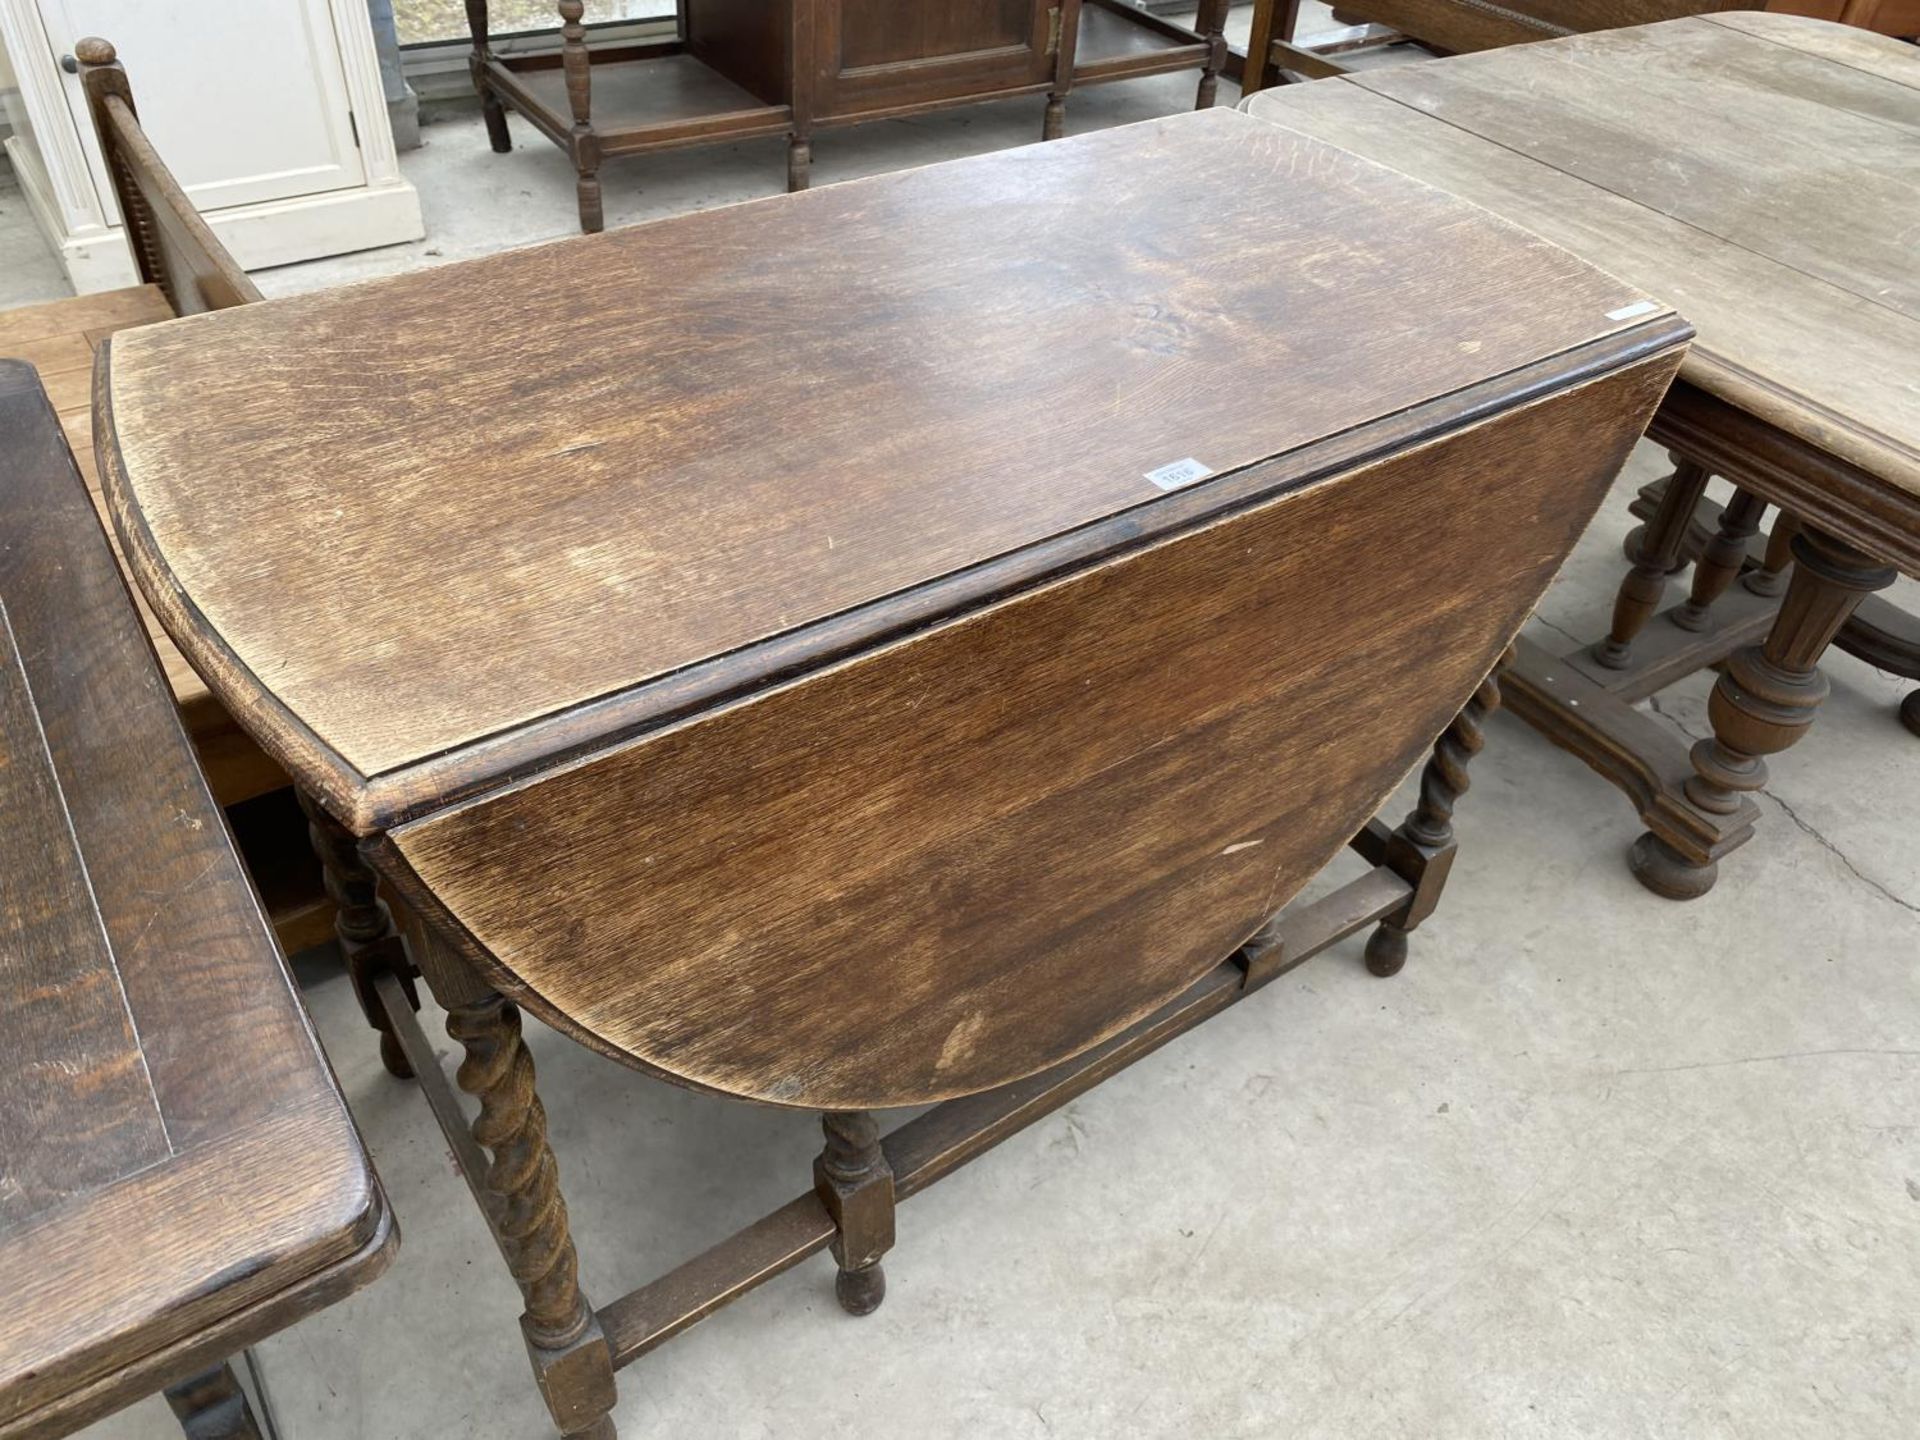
[1900,689,1919,739]
[1628,832,1717,900]
[1364,922,1408,977]
[835,1262,886,1316]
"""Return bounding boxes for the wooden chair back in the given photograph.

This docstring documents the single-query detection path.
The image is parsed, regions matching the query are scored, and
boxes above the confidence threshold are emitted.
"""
[73,38,262,316]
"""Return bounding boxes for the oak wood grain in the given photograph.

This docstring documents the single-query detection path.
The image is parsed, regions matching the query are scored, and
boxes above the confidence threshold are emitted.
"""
[102,109,1668,816]
[385,350,1682,1109]
[0,361,391,1436]
[0,623,170,1227]
[1352,18,1920,312]
[1243,17,1920,530]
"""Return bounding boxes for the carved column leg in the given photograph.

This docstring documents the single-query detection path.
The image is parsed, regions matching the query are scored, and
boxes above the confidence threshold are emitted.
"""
[1629,527,1897,898]
[815,1110,895,1316]
[557,1,602,233]
[1195,0,1230,108]
[299,790,418,1079]
[164,1361,263,1440]
[435,962,617,1439]
[1745,510,1798,599]
[1594,458,1711,669]
[1363,650,1509,977]
[1674,488,1766,631]
[464,0,511,152]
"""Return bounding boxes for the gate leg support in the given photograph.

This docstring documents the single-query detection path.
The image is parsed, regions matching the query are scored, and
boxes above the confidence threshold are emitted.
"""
[1364,650,1508,977]
[299,790,419,1078]
[815,1110,894,1317]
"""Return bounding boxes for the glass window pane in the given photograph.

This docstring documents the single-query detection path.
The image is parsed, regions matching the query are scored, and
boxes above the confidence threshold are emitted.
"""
[396,0,676,48]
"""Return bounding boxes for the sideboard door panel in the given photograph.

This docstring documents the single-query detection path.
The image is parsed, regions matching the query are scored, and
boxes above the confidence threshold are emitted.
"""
[43,0,367,216]
[839,0,1036,66]
[814,0,1060,119]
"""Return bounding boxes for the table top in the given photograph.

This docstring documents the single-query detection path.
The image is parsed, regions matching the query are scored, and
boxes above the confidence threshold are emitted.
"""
[0,363,392,1437]
[99,107,1670,835]
[1244,13,1920,537]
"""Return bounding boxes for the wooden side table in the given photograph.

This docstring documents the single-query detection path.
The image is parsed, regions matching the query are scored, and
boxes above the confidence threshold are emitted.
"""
[99,111,1686,1437]
[1246,13,1920,897]
[464,0,1233,231]
[1237,0,1895,90]
[0,362,395,1440]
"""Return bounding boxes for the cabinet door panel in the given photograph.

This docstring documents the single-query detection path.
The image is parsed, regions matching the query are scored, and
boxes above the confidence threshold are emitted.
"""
[45,0,366,217]
[839,0,1036,67]
[815,0,1059,118]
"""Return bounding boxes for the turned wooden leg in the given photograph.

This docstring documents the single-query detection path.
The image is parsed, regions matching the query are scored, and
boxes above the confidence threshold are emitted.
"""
[463,3,510,152]
[576,171,604,234]
[1195,0,1230,109]
[164,1361,263,1440]
[481,88,512,152]
[815,1110,894,1316]
[412,920,616,1439]
[1364,650,1509,977]
[1630,527,1897,898]
[1042,92,1066,141]
[1595,458,1711,669]
[299,790,418,1079]
[1240,0,1280,97]
[1745,509,1798,599]
[556,1,603,233]
[1674,488,1766,631]
[787,133,812,192]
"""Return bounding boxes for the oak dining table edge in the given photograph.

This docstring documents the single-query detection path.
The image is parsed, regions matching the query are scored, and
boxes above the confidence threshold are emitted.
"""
[94,315,1692,846]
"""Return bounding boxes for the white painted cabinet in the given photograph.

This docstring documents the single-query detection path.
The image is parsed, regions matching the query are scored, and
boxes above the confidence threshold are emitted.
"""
[1,0,423,292]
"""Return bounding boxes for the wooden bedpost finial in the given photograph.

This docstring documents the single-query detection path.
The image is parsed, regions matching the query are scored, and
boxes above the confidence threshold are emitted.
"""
[74,37,116,66]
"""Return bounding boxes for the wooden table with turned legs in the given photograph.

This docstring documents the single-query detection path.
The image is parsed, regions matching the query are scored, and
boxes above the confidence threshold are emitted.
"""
[1246,12,1920,898]
[460,0,1233,232]
[97,111,1684,1437]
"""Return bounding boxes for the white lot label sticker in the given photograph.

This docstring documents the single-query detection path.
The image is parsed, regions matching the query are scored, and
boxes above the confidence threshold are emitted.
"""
[1606,300,1660,322]
[1145,457,1215,491]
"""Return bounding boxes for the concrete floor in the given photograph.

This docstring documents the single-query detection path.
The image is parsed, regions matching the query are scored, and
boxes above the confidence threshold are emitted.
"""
[6,11,1917,1440]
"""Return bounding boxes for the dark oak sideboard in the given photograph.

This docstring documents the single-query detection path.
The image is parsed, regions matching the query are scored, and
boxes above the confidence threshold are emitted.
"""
[469,0,1232,230]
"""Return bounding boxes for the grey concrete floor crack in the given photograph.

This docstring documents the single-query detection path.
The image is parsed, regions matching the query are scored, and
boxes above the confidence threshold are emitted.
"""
[1642,696,1918,916]
[1529,613,1586,650]
[1762,788,1920,918]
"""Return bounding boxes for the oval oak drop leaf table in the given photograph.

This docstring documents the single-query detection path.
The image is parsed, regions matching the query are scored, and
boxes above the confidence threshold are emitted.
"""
[99,110,1686,1438]
[1246,13,1920,897]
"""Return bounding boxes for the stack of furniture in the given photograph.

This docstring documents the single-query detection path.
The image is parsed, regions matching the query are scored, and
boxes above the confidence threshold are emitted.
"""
[1241,0,1918,88]
[465,0,1233,231]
